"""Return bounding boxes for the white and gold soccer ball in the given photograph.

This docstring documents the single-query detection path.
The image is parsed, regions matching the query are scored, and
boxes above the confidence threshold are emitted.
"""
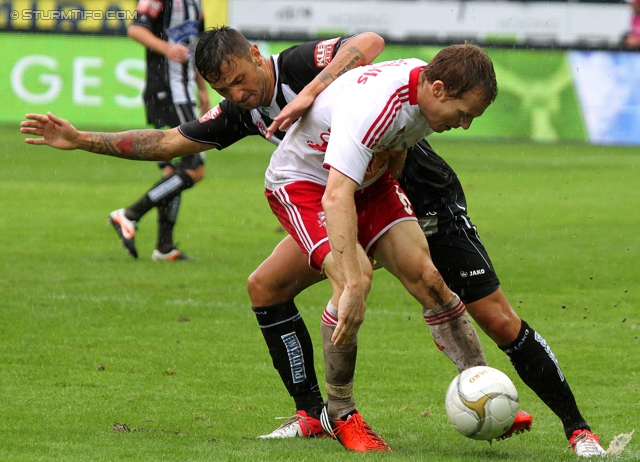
[445,366,519,441]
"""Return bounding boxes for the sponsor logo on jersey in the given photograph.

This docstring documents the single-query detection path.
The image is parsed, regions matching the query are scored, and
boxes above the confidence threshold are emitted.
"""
[315,38,339,68]
[281,332,306,383]
[167,19,200,44]
[137,0,163,19]
[363,150,394,183]
[199,105,221,123]
[306,130,331,152]
[379,130,405,149]
[256,120,268,136]
[381,125,407,145]
[250,111,270,137]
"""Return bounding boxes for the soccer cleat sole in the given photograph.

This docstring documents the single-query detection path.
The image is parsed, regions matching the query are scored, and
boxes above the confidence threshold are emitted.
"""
[108,218,138,258]
[151,249,193,261]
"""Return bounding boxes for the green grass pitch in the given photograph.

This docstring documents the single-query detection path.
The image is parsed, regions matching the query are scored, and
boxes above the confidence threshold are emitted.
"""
[1,124,638,461]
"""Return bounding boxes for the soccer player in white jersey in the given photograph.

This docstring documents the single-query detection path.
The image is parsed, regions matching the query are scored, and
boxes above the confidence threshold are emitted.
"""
[22,30,606,456]
[263,44,496,451]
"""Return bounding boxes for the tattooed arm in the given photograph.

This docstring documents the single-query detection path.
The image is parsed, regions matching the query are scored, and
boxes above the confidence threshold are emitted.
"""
[21,112,209,160]
[266,32,385,138]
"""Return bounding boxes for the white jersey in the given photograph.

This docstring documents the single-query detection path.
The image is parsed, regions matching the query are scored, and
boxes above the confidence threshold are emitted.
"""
[265,58,433,191]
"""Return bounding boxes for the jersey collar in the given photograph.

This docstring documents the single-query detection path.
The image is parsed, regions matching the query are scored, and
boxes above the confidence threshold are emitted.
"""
[409,66,424,106]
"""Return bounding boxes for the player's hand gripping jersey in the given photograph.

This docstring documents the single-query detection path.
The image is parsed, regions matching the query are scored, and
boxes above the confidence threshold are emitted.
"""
[178,37,355,148]
[265,58,433,191]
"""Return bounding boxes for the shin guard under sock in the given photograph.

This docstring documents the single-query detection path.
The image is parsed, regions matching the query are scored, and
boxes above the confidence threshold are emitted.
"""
[500,320,589,439]
[253,301,323,418]
[423,293,487,372]
[127,171,194,221]
[321,302,357,420]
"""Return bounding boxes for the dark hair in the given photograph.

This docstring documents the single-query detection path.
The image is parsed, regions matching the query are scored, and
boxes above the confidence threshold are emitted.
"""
[423,43,498,104]
[195,26,253,83]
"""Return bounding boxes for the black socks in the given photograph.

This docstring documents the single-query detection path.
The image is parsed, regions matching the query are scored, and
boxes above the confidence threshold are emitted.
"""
[127,170,195,221]
[501,320,589,439]
[253,301,324,418]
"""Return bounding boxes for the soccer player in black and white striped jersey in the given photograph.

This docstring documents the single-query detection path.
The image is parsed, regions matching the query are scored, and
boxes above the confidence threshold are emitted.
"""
[108,0,210,261]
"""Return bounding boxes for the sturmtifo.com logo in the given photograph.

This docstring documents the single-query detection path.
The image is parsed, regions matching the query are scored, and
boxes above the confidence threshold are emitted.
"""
[10,9,138,20]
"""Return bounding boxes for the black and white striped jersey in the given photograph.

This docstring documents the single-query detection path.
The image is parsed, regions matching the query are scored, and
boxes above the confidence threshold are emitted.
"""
[178,36,354,148]
[132,0,204,107]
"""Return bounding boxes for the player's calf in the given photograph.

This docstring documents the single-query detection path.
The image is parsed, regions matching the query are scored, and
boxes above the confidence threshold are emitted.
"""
[423,293,487,372]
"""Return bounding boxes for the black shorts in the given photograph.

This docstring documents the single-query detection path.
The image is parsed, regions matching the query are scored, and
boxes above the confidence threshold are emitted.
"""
[146,100,205,171]
[425,217,501,305]
[401,140,500,304]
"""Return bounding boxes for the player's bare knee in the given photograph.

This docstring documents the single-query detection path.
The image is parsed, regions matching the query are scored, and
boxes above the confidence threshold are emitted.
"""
[247,268,293,306]
[414,263,451,307]
[467,292,522,345]
[247,269,266,305]
[485,314,521,345]
[187,167,204,183]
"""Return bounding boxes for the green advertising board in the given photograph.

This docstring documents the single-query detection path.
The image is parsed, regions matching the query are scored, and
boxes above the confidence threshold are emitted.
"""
[0,32,595,142]
[2,33,148,128]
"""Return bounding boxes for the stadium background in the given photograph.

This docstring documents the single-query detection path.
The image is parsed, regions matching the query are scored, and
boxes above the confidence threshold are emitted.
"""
[1,0,639,145]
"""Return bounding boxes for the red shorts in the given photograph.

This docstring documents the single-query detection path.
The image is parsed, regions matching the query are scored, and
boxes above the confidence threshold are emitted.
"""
[266,170,417,270]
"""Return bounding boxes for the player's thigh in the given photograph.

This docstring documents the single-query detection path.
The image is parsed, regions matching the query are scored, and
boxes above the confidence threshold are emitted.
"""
[374,220,449,305]
[248,235,325,306]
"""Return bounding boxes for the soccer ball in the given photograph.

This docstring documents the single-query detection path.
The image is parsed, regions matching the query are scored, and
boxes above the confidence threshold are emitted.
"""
[445,366,519,441]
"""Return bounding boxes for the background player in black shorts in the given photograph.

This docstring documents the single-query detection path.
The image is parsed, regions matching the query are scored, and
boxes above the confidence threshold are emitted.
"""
[21,27,604,457]
[108,0,210,261]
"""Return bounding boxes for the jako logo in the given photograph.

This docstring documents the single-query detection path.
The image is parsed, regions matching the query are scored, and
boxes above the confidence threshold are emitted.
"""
[460,269,485,278]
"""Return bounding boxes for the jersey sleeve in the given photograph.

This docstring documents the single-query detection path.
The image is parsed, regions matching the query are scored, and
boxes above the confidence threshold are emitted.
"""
[131,0,164,32]
[323,106,373,186]
[279,35,355,94]
[177,99,260,149]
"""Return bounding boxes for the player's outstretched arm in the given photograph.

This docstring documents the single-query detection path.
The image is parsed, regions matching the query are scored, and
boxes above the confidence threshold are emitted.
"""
[21,112,209,161]
[22,112,82,150]
[266,32,385,138]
